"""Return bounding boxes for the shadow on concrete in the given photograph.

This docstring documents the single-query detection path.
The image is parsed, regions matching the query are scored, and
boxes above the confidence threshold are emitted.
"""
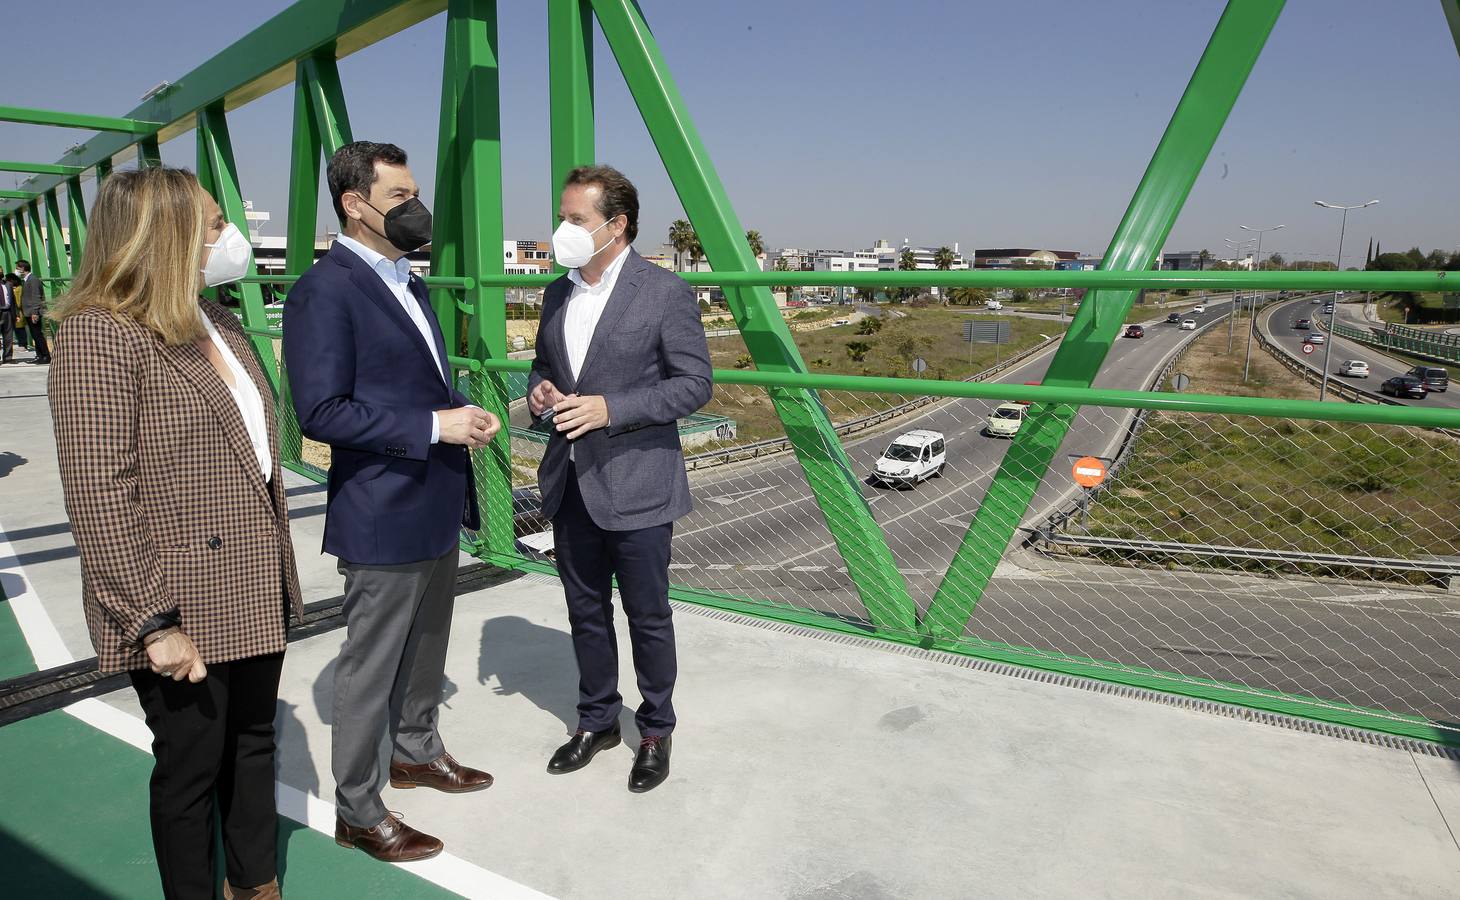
[477,615,580,732]
[0,451,27,478]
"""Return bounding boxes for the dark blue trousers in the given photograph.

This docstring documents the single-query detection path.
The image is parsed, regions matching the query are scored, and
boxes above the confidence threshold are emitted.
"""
[552,464,677,736]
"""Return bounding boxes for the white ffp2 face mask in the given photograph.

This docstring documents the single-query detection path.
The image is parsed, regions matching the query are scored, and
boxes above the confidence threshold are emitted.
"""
[551,218,614,269]
[201,222,254,287]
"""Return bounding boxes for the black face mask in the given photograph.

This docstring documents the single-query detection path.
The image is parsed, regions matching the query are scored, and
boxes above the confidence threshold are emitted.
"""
[358,195,433,252]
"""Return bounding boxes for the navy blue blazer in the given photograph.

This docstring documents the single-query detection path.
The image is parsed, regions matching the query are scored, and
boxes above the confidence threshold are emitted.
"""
[283,241,479,565]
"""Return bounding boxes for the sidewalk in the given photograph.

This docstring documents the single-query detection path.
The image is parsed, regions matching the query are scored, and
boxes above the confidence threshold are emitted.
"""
[3,356,1458,898]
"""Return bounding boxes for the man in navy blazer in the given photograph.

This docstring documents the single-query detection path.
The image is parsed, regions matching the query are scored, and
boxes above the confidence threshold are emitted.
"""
[530,166,712,793]
[284,142,498,863]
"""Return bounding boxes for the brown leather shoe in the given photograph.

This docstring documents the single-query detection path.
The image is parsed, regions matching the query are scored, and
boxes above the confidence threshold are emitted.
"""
[389,751,494,793]
[223,878,280,900]
[335,813,443,862]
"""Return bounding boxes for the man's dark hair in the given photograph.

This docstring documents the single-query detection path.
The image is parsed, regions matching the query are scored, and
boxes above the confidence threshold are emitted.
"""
[563,165,639,243]
[14,259,29,272]
[3,273,20,287]
[328,142,408,225]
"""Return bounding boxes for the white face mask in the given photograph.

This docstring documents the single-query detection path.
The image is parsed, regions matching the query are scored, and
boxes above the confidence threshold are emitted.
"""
[551,218,614,269]
[201,222,254,287]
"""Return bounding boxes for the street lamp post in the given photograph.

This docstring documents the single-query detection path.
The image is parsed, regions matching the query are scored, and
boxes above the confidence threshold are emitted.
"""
[1239,223,1285,382]
[1314,199,1379,401]
[1223,237,1256,352]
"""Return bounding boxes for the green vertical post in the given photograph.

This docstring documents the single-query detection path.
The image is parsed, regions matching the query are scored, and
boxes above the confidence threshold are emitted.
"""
[42,190,71,282]
[286,52,353,278]
[0,216,16,271]
[196,103,279,387]
[433,0,515,557]
[589,0,916,633]
[95,158,112,185]
[24,203,50,286]
[138,135,162,168]
[549,0,595,241]
[64,176,87,271]
[922,0,1285,639]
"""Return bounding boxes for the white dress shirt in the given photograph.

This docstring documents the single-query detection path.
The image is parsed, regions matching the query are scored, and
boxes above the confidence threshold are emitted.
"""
[200,312,272,480]
[563,245,632,459]
[564,244,633,381]
[335,234,448,443]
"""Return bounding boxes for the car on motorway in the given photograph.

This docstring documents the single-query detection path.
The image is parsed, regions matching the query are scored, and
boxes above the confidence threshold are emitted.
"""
[1381,375,1429,399]
[1295,318,1311,329]
[833,318,850,326]
[1322,304,1334,314]
[1166,312,1182,324]
[1303,332,1326,345]
[1179,319,1197,330]
[1337,359,1370,378]
[985,300,1003,310]
[1310,296,1322,304]
[1407,366,1449,392]
[985,403,1027,438]
[1124,324,1145,338]
[869,429,946,488]
[1192,304,1207,313]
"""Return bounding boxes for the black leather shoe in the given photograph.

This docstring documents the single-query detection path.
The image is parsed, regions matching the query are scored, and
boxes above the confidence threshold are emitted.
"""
[628,735,671,793]
[547,725,621,774]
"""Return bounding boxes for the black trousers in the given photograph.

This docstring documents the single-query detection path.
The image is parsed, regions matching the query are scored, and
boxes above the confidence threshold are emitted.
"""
[0,308,13,360]
[129,652,285,899]
[552,463,677,736]
[27,315,49,361]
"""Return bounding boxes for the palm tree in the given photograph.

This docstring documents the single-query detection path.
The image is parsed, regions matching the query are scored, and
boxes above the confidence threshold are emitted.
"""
[1198,249,1211,271]
[668,219,694,271]
[745,229,764,260]
[933,246,954,270]
[898,248,917,270]
[686,234,704,272]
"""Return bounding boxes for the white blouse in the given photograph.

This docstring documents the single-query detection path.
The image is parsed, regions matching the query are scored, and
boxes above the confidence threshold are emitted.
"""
[200,313,272,480]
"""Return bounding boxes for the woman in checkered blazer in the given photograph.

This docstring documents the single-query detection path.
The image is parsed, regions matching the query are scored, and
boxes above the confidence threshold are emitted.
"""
[49,167,304,900]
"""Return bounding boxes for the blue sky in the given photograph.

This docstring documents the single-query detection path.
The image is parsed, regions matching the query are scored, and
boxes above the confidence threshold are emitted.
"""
[2,0,1456,265]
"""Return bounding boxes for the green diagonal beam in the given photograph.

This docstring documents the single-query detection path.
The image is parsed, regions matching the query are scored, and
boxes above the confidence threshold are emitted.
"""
[923,0,1286,639]
[0,192,35,201]
[1444,0,1460,58]
[0,162,83,177]
[0,105,160,134]
[431,0,515,557]
[42,190,71,283]
[64,177,87,271]
[197,103,279,387]
[286,51,354,278]
[590,0,916,634]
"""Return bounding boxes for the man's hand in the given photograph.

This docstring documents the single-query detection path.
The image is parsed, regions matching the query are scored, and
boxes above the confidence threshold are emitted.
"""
[145,630,208,683]
[439,406,499,450]
[554,394,610,439]
[529,379,565,417]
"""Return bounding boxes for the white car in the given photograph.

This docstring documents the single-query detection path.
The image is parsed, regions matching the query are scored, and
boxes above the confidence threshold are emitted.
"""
[1192,304,1207,313]
[1337,359,1370,378]
[834,318,850,326]
[870,430,946,487]
[1179,319,1197,330]
[985,403,1027,438]
[1304,332,1326,345]
[985,300,1003,310]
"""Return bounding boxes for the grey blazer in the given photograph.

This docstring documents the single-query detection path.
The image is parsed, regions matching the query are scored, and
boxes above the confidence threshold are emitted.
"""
[529,248,712,530]
[21,273,44,316]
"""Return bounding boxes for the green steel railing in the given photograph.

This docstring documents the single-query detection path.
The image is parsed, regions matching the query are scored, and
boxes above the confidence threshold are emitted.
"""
[7,0,1460,747]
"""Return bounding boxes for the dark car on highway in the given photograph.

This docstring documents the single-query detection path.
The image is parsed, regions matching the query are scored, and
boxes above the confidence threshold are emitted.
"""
[1295,318,1311,329]
[1124,324,1145,338]
[1166,312,1181,324]
[1381,375,1429,399]
[1407,366,1449,393]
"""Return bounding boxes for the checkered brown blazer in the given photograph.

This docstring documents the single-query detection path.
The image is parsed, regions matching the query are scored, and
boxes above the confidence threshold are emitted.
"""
[49,300,305,673]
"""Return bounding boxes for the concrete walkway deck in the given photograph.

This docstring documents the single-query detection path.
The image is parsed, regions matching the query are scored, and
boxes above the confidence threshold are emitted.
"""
[3,352,1459,898]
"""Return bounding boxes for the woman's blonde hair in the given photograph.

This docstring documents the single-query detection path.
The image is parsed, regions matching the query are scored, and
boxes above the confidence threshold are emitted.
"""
[51,166,208,345]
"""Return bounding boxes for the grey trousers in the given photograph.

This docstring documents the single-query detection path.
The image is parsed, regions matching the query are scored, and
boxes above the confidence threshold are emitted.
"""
[332,551,456,828]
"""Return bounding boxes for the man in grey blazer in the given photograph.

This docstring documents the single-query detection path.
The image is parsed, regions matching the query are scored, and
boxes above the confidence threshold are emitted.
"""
[16,260,49,364]
[529,165,712,793]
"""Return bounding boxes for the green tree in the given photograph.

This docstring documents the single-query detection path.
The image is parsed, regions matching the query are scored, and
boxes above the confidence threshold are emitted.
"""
[1405,247,1427,269]
[1264,252,1285,270]
[773,256,790,272]
[745,229,765,259]
[948,286,989,306]
[667,219,695,271]
[845,340,872,362]
[856,316,883,335]
[1425,248,1448,270]
[1371,252,1417,272]
[933,246,954,269]
[1197,249,1211,270]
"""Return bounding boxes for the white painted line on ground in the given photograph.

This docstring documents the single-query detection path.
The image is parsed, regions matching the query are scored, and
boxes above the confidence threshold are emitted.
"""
[0,519,557,900]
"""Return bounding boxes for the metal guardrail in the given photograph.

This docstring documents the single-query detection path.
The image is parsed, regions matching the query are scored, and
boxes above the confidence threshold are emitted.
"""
[1330,320,1460,367]
[1031,532,1460,586]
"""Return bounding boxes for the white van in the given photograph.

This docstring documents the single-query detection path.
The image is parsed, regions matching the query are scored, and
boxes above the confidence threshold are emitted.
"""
[870,430,947,488]
[985,300,1003,310]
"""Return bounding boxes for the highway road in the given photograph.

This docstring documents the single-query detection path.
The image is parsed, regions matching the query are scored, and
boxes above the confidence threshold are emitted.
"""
[1262,296,1460,409]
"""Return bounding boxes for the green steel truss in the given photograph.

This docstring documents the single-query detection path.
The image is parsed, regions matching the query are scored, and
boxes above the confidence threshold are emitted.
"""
[5,0,1459,745]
